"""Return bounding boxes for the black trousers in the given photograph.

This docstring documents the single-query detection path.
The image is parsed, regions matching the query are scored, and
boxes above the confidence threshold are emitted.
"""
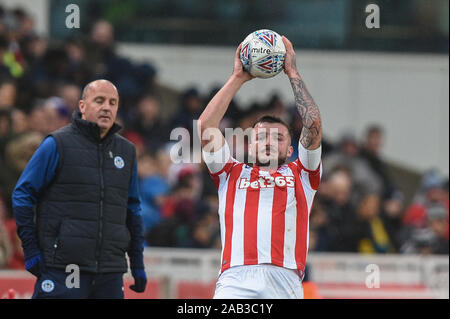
[32,268,124,299]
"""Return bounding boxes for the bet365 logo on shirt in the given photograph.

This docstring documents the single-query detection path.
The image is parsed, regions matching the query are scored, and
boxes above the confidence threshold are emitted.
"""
[238,176,295,189]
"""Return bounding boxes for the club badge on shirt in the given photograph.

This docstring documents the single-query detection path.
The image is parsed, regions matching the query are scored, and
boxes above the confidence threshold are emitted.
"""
[114,156,125,169]
[41,279,55,293]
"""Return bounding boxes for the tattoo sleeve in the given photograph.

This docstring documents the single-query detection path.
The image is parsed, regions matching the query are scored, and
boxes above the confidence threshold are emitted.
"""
[289,75,322,149]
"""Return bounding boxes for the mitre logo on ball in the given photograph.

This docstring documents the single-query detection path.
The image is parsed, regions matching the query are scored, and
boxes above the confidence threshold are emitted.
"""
[240,29,286,79]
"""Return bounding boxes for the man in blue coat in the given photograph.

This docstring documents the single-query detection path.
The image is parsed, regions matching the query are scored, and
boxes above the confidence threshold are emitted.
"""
[12,79,147,298]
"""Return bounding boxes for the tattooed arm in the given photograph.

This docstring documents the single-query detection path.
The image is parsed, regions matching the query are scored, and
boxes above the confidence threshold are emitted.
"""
[282,36,322,150]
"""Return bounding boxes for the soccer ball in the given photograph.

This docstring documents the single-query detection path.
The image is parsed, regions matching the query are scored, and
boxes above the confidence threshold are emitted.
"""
[240,29,286,79]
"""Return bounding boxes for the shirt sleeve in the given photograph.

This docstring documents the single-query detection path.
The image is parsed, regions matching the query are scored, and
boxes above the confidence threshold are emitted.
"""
[126,158,145,269]
[127,158,142,216]
[12,136,59,259]
[12,136,60,208]
[202,141,242,191]
[298,141,322,171]
[202,141,232,174]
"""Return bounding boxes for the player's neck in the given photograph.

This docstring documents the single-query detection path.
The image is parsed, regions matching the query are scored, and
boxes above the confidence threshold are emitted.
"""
[253,159,285,173]
[257,166,280,174]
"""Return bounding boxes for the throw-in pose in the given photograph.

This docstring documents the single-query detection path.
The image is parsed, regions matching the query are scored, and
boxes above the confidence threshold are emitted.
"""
[198,36,322,299]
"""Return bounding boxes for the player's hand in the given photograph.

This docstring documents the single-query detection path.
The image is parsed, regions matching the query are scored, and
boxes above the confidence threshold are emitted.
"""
[282,36,299,78]
[232,43,254,83]
[130,268,147,293]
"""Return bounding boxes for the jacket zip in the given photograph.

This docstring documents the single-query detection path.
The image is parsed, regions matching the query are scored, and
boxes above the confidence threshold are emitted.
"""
[52,220,62,264]
[52,237,59,264]
[96,143,105,272]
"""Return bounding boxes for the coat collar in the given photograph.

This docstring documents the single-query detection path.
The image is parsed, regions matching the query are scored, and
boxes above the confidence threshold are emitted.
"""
[71,110,122,143]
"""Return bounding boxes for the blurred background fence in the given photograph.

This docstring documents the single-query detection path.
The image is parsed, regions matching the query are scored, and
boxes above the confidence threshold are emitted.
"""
[1,248,448,299]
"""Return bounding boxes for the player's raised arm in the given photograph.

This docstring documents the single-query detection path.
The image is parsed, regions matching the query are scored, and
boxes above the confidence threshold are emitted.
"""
[198,44,253,151]
[282,36,322,151]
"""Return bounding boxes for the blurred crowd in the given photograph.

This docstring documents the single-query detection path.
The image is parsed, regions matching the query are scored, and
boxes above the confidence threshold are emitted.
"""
[0,7,448,270]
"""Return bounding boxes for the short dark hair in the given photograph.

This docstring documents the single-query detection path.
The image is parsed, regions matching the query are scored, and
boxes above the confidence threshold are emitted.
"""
[252,115,293,139]
[366,124,383,137]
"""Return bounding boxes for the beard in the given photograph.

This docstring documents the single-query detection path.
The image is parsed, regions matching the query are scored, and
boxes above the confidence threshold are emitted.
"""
[253,154,288,167]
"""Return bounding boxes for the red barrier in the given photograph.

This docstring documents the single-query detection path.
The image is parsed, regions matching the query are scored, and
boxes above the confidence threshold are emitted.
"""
[124,278,161,299]
[1,289,17,299]
[0,271,161,299]
[176,281,216,299]
[0,274,35,299]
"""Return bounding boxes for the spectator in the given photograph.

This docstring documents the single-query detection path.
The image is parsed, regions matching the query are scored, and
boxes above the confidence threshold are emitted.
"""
[171,88,204,134]
[359,125,396,198]
[403,169,449,234]
[0,194,12,268]
[84,20,116,76]
[381,190,406,251]
[0,109,12,150]
[401,204,449,255]
[56,83,81,113]
[123,130,146,158]
[132,94,170,150]
[2,131,43,218]
[148,165,204,247]
[10,108,29,134]
[352,191,396,254]
[308,202,331,252]
[0,218,12,269]
[323,132,383,199]
[189,211,221,249]
[64,37,92,87]
[21,35,47,67]
[156,147,172,182]
[0,34,24,79]
[318,167,357,252]
[85,20,156,104]
[137,151,169,235]
[10,8,35,42]
[28,103,48,134]
[426,205,449,254]
[26,99,69,135]
[0,77,17,108]
[147,181,196,247]
[42,96,71,131]
[0,109,14,210]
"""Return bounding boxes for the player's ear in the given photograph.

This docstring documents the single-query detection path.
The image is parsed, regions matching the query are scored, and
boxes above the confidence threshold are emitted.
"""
[287,145,294,158]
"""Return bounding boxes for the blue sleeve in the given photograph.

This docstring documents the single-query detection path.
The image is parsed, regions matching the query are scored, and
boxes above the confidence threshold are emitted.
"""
[126,158,145,269]
[12,136,59,260]
[127,158,142,215]
[12,136,59,207]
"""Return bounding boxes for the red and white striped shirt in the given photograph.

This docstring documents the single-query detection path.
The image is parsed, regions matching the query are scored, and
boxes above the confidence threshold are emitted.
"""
[204,144,322,275]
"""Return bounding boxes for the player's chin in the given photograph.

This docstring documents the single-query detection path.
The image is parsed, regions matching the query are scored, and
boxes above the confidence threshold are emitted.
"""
[256,154,279,167]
